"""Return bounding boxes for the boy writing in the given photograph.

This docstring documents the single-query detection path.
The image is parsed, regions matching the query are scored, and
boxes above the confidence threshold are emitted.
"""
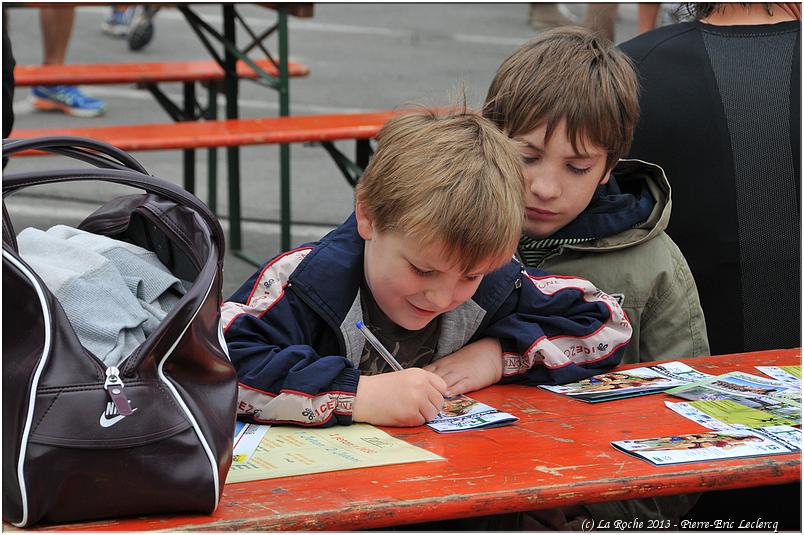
[481,27,707,527]
[483,27,709,365]
[222,108,631,428]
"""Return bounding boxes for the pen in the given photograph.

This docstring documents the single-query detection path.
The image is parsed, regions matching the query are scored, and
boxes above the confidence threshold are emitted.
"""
[356,320,451,419]
[355,321,404,372]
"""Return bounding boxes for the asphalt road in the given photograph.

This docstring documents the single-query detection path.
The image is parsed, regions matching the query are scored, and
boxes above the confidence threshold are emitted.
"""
[4,3,641,294]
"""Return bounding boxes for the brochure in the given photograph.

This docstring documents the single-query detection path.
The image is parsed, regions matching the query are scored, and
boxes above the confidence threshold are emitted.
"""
[611,426,801,465]
[233,421,271,464]
[426,395,518,433]
[672,371,793,394]
[665,400,799,429]
[227,423,443,484]
[756,365,801,388]
[539,361,711,403]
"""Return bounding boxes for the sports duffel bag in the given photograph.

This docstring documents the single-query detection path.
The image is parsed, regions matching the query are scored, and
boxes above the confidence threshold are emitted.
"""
[2,137,237,527]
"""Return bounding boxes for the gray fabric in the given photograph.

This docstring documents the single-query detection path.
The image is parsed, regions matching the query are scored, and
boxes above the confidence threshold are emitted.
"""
[434,299,487,359]
[17,225,186,367]
[701,29,800,351]
[338,289,487,367]
[340,291,367,367]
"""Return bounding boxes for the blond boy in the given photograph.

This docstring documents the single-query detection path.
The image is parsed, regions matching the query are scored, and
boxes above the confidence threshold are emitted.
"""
[222,109,631,428]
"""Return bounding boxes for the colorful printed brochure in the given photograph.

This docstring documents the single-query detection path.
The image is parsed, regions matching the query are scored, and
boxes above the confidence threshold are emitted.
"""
[233,421,270,464]
[756,365,801,388]
[666,400,799,429]
[667,371,801,426]
[669,371,793,398]
[612,426,801,465]
[426,395,518,433]
[227,423,443,484]
[539,361,711,402]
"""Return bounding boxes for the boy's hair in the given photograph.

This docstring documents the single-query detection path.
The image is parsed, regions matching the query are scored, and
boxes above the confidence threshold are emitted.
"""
[482,27,639,172]
[355,108,524,273]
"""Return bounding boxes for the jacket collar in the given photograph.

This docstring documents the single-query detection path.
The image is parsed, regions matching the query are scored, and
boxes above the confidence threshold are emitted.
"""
[288,212,523,326]
[288,213,365,326]
[558,158,672,252]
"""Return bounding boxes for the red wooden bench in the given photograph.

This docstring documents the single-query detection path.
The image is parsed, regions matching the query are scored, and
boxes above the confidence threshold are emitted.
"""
[13,59,310,87]
[10,110,402,264]
[13,58,311,239]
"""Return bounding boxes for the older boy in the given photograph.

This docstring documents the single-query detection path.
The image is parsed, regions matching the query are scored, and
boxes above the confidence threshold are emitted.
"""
[481,27,706,527]
[222,109,631,428]
[483,27,709,365]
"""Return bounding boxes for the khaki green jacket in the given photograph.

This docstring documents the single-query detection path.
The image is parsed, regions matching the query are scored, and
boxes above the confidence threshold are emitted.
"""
[521,159,710,364]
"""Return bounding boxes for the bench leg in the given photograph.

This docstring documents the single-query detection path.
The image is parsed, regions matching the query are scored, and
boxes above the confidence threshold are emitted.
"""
[278,6,291,253]
[223,5,242,253]
[182,81,196,194]
[206,83,219,215]
[356,139,373,170]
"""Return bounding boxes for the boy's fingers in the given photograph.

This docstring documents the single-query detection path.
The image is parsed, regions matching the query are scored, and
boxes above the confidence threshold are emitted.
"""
[420,400,440,423]
[447,378,472,396]
[431,388,446,412]
[423,371,448,395]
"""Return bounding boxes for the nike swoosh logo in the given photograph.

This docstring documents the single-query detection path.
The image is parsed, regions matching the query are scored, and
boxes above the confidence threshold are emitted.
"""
[99,414,126,428]
[99,407,138,428]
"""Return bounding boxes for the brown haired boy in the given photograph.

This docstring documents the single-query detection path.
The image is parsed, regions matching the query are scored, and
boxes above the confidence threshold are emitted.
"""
[483,26,707,528]
[484,26,708,365]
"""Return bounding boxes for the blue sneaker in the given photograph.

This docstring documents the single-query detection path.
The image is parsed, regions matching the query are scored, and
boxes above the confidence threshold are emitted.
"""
[101,8,131,38]
[31,85,107,118]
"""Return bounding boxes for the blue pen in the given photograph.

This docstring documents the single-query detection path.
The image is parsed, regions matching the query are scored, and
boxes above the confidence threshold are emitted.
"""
[355,321,404,372]
[357,321,451,418]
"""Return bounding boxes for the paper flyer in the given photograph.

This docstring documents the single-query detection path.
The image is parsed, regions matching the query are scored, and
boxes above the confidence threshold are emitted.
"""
[611,426,801,465]
[664,401,734,430]
[539,361,711,402]
[668,372,792,398]
[665,400,799,429]
[233,421,271,464]
[226,423,443,484]
[756,365,802,388]
[426,395,518,433]
[668,384,801,426]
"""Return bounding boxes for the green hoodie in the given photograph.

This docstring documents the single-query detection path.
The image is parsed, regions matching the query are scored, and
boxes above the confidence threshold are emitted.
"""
[519,159,710,364]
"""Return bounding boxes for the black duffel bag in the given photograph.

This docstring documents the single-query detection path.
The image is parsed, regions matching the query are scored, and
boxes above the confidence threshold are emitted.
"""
[2,137,237,527]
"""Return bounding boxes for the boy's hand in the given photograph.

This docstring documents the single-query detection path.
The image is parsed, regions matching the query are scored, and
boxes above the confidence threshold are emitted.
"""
[423,338,503,397]
[352,368,448,427]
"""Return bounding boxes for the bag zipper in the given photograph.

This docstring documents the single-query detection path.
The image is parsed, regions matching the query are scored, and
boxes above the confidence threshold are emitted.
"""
[104,366,134,416]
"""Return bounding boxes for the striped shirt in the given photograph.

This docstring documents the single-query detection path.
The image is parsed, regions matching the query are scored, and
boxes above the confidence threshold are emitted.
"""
[517,234,596,267]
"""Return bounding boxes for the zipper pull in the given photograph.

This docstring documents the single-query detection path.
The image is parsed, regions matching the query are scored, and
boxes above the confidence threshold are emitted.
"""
[104,366,133,416]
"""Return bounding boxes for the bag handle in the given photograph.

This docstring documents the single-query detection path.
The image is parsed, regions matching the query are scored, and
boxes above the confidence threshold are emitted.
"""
[4,136,148,173]
[3,139,226,262]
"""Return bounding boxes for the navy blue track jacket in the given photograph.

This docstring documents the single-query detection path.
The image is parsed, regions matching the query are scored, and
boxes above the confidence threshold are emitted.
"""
[222,214,632,427]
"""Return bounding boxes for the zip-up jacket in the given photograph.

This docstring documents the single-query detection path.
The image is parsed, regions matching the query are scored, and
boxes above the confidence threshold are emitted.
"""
[521,159,709,364]
[222,214,632,427]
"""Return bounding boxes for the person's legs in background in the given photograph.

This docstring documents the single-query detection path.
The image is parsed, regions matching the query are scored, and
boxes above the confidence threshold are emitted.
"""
[127,4,157,51]
[3,14,15,168]
[101,6,131,38]
[31,7,106,118]
[583,3,618,42]
[528,3,577,29]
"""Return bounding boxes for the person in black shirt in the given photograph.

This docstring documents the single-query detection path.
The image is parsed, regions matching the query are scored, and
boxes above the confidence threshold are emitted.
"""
[620,3,801,358]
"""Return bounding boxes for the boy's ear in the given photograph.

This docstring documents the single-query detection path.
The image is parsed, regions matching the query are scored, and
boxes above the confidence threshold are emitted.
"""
[355,199,375,241]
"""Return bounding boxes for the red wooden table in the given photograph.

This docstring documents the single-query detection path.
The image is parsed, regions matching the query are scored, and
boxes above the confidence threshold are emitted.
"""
[12,348,802,531]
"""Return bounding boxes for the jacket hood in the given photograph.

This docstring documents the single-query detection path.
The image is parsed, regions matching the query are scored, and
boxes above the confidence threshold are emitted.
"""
[558,159,671,252]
